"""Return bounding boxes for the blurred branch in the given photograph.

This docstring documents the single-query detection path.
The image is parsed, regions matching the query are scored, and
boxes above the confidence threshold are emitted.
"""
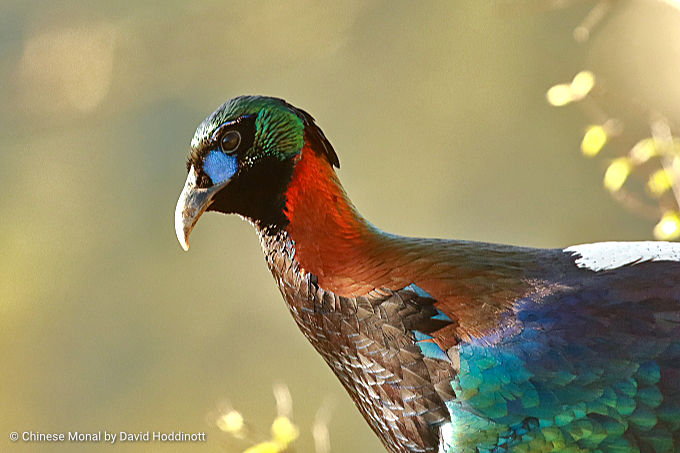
[542,1,680,240]
[213,384,333,453]
[312,398,336,453]
[572,0,616,43]
[651,117,680,209]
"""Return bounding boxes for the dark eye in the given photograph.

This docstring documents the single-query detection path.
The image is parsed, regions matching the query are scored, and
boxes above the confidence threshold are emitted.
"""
[220,130,241,154]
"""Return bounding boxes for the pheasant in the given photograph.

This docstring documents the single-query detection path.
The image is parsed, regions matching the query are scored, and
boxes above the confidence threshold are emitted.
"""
[175,96,680,453]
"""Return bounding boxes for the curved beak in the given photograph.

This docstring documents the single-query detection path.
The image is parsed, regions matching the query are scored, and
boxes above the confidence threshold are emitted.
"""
[174,165,228,251]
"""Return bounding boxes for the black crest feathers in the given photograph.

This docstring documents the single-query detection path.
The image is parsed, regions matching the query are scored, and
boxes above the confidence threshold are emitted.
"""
[295,107,340,168]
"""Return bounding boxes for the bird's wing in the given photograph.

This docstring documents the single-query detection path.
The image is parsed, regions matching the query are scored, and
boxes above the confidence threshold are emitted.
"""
[410,243,680,453]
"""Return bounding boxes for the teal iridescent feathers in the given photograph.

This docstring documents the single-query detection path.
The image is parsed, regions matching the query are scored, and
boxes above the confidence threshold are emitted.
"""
[190,96,305,163]
[440,278,680,453]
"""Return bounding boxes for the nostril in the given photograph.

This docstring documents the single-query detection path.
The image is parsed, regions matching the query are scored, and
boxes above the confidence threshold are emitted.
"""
[197,171,212,188]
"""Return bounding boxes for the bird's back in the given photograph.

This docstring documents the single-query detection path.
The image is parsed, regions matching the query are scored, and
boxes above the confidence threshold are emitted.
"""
[435,250,680,452]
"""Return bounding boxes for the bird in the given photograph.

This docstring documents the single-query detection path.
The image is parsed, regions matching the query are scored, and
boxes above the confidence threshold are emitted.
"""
[175,95,680,453]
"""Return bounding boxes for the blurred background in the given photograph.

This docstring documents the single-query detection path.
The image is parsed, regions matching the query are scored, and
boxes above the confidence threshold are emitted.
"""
[2,0,680,451]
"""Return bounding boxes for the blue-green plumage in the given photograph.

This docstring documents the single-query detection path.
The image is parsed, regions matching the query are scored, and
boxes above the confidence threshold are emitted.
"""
[439,261,680,452]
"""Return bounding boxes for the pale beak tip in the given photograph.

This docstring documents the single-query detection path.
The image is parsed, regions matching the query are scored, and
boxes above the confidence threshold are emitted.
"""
[174,218,191,251]
[175,209,192,251]
[175,204,192,252]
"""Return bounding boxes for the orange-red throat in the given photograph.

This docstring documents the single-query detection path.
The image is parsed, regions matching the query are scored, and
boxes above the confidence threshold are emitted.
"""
[283,143,473,299]
[283,143,385,295]
[281,143,526,340]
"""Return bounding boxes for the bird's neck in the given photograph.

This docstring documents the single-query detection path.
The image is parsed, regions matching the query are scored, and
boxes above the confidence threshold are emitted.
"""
[263,145,394,296]
[256,145,536,339]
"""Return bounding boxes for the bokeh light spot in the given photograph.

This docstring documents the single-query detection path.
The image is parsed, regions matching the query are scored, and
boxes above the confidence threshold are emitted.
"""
[603,157,631,192]
[570,71,595,100]
[647,169,672,197]
[18,23,117,113]
[581,125,608,157]
[217,410,244,435]
[654,211,680,240]
[243,441,281,453]
[630,138,657,164]
[546,84,573,106]
[271,416,299,447]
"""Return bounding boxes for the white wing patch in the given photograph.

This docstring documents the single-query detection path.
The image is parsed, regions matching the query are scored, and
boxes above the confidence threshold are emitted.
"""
[438,422,453,453]
[564,241,680,271]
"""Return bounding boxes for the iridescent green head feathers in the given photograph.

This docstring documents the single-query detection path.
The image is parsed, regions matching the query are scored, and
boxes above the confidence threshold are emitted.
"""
[189,96,303,168]
[176,95,338,249]
[188,96,338,174]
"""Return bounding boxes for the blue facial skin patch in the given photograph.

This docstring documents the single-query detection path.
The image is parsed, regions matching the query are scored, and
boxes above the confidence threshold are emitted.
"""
[203,150,238,185]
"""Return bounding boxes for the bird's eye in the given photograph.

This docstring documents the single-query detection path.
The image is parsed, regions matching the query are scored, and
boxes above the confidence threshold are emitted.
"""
[220,130,241,154]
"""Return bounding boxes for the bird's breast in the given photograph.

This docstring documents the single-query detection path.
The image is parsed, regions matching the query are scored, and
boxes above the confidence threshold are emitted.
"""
[259,230,460,453]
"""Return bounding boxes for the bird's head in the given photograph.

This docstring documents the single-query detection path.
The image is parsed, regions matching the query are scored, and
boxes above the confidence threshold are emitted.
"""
[175,95,339,250]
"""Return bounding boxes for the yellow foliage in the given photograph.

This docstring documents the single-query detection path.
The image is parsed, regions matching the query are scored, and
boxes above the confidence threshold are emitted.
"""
[581,125,608,157]
[570,71,595,100]
[271,416,299,446]
[654,211,680,240]
[216,388,302,452]
[243,441,281,453]
[546,70,595,106]
[647,169,672,197]
[603,157,631,192]
[546,84,573,106]
[630,138,657,164]
[217,410,245,434]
